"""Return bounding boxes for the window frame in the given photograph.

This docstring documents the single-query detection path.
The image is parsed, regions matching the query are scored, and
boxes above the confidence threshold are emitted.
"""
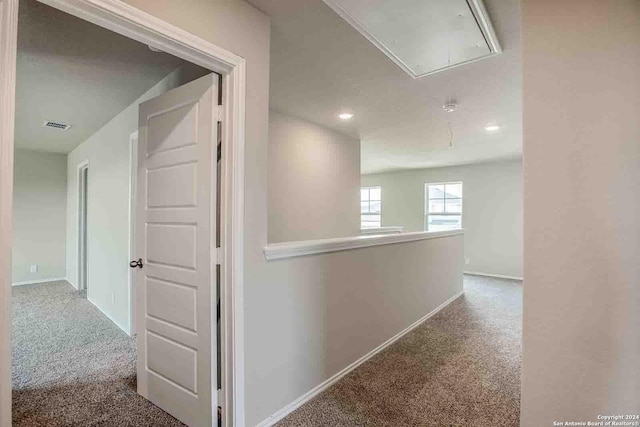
[424,181,463,231]
[361,186,382,228]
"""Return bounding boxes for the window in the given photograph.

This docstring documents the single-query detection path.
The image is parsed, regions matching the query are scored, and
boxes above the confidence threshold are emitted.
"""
[425,182,462,231]
[361,186,381,228]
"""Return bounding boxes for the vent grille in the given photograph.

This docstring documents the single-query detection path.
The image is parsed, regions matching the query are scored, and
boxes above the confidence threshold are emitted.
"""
[43,121,71,131]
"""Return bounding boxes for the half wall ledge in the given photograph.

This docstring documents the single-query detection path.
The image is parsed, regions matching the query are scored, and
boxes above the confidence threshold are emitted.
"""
[263,229,464,261]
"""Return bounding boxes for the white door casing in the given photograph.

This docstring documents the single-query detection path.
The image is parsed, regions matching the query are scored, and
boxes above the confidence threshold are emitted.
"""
[1,1,247,423]
[128,131,138,336]
[0,0,18,424]
[134,74,218,427]
[77,161,89,291]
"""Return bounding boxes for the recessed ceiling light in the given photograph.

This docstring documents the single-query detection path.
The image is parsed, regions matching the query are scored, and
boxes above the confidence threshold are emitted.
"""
[339,113,354,120]
[484,124,500,132]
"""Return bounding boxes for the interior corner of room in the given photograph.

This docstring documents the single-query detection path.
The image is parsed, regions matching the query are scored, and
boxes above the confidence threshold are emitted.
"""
[11,0,212,333]
[13,68,212,330]
[7,0,523,425]
[264,0,523,281]
[3,0,637,426]
[258,0,523,424]
[9,0,220,425]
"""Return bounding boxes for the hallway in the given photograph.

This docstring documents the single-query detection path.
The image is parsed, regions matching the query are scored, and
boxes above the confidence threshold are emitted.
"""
[12,276,521,426]
[277,275,523,426]
[12,280,184,427]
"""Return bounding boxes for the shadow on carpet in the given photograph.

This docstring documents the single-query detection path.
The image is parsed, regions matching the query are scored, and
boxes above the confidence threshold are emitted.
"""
[276,275,522,427]
[12,280,185,427]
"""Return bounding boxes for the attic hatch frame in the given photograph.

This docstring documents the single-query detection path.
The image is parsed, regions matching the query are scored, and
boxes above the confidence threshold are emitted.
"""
[321,0,502,79]
[0,0,248,426]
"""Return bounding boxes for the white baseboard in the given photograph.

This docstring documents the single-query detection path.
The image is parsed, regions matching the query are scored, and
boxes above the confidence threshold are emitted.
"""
[67,278,79,290]
[464,271,523,281]
[12,278,129,334]
[11,277,68,286]
[256,289,465,427]
[87,296,129,335]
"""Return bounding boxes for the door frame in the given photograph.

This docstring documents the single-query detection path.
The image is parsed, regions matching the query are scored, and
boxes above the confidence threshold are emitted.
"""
[0,1,247,426]
[128,131,138,337]
[76,159,89,291]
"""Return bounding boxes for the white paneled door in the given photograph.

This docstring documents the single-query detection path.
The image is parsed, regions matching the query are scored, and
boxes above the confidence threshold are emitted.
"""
[133,74,219,427]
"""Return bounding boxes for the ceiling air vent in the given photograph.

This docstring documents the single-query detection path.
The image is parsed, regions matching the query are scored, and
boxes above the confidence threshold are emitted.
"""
[43,121,71,131]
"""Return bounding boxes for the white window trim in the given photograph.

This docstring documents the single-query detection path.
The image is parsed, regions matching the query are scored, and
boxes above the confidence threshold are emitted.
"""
[361,186,382,228]
[360,226,403,235]
[425,181,463,231]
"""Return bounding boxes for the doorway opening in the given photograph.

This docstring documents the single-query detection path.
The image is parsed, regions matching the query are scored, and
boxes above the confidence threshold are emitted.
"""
[2,0,243,425]
[0,0,246,424]
[77,161,88,292]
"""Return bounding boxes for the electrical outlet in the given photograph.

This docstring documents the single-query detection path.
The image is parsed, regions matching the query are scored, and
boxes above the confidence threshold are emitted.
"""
[30,265,38,273]
[465,257,470,265]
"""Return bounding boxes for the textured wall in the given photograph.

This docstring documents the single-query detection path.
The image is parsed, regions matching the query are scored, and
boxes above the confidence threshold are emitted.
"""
[12,149,67,284]
[257,234,464,424]
[269,110,360,243]
[362,159,522,278]
[117,1,272,423]
[107,3,468,426]
[66,64,209,333]
[521,0,640,424]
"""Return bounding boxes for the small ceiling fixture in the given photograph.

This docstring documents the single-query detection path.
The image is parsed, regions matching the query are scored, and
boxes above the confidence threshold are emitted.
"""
[43,120,71,131]
[148,45,164,53]
[484,124,501,132]
[442,101,457,147]
[338,112,354,120]
[443,102,458,113]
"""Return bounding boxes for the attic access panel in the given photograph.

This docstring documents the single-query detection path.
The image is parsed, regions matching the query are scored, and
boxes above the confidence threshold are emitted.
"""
[322,0,501,78]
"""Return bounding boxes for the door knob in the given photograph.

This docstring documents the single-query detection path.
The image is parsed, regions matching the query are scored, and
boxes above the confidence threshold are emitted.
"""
[129,258,143,269]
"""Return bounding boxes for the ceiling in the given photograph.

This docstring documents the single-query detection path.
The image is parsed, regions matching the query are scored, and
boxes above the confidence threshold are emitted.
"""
[247,0,522,174]
[15,0,185,153]
[321,0,496,78]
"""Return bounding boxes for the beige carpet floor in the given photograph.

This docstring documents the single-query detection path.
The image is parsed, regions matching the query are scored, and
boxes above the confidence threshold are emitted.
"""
[276,275,522,427]
[12,280,185,427]
[13,276,521,426]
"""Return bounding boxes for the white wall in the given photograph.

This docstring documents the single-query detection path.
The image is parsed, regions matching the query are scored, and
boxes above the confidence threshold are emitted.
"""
[66,64,209,333]
[521,0,640,425]
[256,235,463,424]
[268,110,360,243]
[115,2,272,424]
[12,149,67,284]
[112,4,466,426]
[362,159,522,278]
